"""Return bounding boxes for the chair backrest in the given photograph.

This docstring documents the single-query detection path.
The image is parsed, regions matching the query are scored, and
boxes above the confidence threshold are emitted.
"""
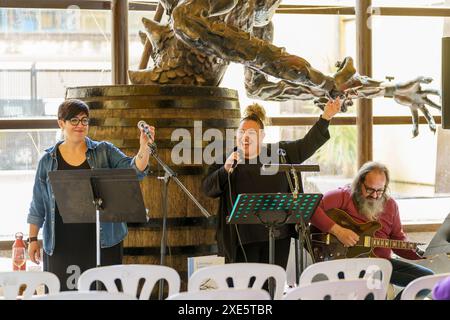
[188,263,286,300]
[167,288,271,300]
[299,258,392,298]
[33,291,137,300]
[401,273,450,300]
[0,271,60,300]
[283,279,385,300]
[77,264,180,300]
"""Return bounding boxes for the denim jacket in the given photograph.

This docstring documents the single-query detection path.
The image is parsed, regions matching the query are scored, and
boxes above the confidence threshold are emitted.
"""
[27,137,149,256]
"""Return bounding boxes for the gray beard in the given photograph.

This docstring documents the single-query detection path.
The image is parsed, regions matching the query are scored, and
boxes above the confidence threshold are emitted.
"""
[354,192,386,221]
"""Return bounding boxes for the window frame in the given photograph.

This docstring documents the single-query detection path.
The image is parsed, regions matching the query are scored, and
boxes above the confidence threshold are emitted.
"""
[1,2,449,245]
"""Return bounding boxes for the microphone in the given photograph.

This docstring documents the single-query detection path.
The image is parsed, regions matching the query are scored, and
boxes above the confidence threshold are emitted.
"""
[277,148,287,157]
[137,120,156,149]
[229,146,243,174]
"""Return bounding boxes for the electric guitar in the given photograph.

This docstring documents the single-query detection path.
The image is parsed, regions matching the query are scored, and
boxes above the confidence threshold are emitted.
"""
[310,208,424,262]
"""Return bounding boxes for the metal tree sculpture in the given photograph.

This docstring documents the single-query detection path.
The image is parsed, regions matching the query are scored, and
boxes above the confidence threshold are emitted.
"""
[129,0,441,137]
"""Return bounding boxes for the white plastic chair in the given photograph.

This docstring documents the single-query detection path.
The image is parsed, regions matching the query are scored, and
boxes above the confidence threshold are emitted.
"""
[32,291,137,300]
[0,271,60,300]
[299,258,392,299]
[167,288,271,300]
[77,264,180,300]
[401,273,450,300]
[188,263,286,300]
[283,279,385,300]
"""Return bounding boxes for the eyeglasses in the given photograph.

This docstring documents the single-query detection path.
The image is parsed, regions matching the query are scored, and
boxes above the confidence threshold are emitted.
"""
[363,183,385,197]
[237,129,259,138]
[68,117,89,126]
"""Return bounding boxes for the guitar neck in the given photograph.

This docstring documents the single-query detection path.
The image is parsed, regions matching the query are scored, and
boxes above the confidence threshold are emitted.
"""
[371,238,418,250]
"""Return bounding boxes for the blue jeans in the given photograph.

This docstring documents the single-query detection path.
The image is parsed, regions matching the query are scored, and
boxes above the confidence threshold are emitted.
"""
[389,258,434,299]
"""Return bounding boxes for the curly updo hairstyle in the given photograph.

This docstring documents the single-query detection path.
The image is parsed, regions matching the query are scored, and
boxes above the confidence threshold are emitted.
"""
[241,103,270,129]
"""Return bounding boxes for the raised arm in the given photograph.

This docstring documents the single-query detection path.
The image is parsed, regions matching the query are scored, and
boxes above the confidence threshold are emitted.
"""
[281,98,340,164]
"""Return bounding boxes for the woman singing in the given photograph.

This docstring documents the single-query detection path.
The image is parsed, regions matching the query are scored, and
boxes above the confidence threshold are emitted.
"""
[27,99,155,290]
[201,99,340,268]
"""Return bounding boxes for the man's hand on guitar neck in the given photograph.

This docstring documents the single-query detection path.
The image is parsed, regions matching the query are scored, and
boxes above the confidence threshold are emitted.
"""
[330,224,360,247]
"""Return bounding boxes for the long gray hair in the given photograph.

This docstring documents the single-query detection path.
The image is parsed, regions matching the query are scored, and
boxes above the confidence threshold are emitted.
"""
[351,161,390,201]
[350,162,391,221]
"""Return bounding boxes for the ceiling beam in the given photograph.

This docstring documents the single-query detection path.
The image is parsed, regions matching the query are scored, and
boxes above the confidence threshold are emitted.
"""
[0,0,157,11]
[276,4,450,17]
[1,2,450,17]
[269,116,442,127]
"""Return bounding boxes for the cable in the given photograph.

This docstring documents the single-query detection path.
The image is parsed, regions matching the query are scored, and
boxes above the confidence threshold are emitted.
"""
[227,170,248,263]
[280,153,316,268]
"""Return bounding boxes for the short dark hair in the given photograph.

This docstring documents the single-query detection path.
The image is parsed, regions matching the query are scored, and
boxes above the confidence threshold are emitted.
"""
[57,99,89,121]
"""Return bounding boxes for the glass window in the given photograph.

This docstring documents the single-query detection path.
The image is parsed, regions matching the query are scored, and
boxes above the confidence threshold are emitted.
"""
[373,124,450,223]
[0,8,112,119]
[281,0,354,5]
[0,130,59,240]
[0,7,112,239]
[342,16,442,117]
[341,13,450,223]
[221,12,349,116]
[281,0,447,7]
[370,0,447,6]
[373,124,440,195]
[266,125,357,193]
[129,9,157,71]
[372,15,442,117]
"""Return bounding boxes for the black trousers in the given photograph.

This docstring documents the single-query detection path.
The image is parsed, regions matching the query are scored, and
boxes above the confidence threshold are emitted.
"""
[389,258,434,300]
[43,242,123,291]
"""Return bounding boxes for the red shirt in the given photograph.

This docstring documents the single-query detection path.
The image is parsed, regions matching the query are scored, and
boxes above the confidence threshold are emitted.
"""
[310,186,421,260]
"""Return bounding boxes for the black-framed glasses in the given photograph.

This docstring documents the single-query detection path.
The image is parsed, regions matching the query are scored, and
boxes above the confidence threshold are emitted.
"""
[68,117,89,126]
[363,183,385,197]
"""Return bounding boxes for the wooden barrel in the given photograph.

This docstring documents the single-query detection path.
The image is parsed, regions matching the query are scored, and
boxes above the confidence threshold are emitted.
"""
[66,85,241,289]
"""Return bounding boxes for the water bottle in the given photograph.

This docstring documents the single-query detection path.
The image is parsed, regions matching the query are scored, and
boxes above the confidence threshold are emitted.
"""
[12,232,27,271]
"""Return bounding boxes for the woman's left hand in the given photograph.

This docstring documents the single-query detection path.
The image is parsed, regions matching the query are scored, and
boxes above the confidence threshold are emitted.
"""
[139,124,155,148]
[322,97,341,120]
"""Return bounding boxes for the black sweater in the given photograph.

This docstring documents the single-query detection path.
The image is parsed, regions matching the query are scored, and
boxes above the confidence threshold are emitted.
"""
[201,117,331,262]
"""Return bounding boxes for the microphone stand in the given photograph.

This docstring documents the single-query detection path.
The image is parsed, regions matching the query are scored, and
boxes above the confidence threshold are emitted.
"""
[288,166,316,283]
[146,143,212,300]
[264,163,318,284]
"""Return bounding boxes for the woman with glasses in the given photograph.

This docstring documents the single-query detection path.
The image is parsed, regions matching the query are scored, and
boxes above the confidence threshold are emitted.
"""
[201,99,340,268]
[26,99,155,290]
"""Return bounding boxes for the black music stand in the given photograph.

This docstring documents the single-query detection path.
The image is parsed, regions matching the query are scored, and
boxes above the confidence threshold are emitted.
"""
[262,163,320,283]
[48,168,147,277]
[227,192,322,298]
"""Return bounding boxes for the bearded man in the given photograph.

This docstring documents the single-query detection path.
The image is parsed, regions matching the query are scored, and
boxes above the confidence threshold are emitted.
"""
[310,161,434,298]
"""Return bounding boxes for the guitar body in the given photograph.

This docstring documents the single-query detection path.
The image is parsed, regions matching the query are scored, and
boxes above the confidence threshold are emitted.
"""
[310,208,382,262]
